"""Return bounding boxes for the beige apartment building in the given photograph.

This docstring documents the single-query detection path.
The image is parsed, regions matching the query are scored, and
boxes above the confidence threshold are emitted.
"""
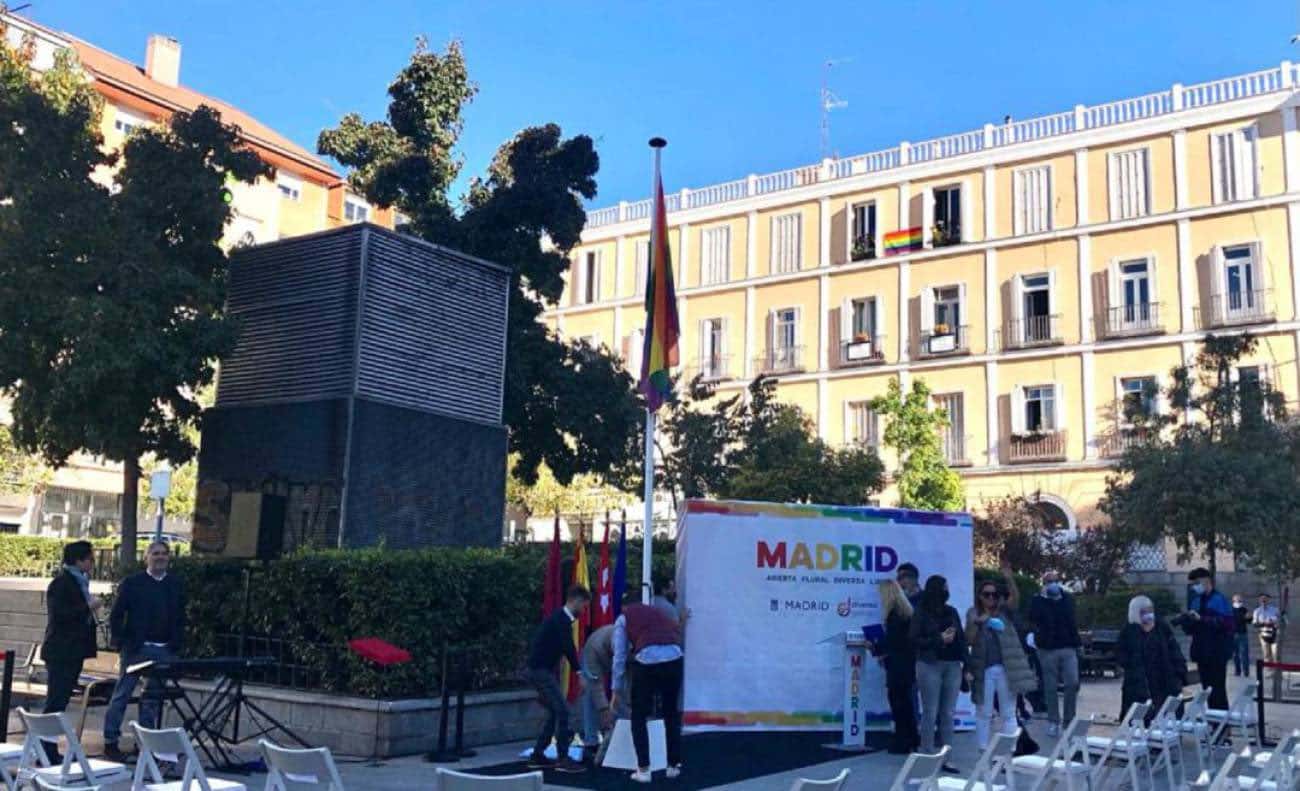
[549,63,1300,561]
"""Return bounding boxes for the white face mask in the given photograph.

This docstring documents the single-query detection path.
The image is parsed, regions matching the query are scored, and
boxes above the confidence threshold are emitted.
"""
[1140,612,1155,625]
[1191,583,1206,596]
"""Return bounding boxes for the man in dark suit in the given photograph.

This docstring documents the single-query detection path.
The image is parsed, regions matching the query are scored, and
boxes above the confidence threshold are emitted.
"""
[42,540,102,761]
[525,584,590,773]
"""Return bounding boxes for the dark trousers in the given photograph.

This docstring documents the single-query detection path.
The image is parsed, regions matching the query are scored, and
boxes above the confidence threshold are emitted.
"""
[528,668,573,759]
[103,644,174,744]
[43,656,84,714]
[1200,658,1230,711]
[1233,634,1251,675]
[886,677,919,752]
[1121,692,1167,726]
[630,658,683,770]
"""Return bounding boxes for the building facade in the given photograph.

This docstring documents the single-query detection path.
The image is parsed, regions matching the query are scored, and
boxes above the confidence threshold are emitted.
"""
[549,63,1300,552]
[0,11,393,537]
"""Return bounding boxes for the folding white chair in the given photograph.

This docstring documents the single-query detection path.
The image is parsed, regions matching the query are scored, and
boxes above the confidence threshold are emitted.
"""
[888,746,949,791]
[1145,687,1213,778]
[1,737,22,791]
[14,708,129,789]
[788,768,850,791]
[1011,716,1094,791]
[1085,700,1152,790]
[1188,749,1250,791]
[1136,695,1187,789]
[933,729,1018,790]
[260,739,345,791]
[434,768,543,790]
[132,722,247,791]
[31,778,109,791]
[1205,680,1262,752]
[1241,730,1300,791]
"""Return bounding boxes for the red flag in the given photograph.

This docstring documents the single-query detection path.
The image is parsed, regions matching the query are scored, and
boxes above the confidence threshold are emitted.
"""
[592,514,614,629]
[542,514,562,622]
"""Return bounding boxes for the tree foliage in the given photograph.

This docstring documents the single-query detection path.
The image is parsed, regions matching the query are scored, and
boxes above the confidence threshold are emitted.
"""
[1102,334,1297,578]
[870,377,964,511]
[318,39,641,490]
[0,31,268,558]
[659,375,884,506]
[505,454,633,522]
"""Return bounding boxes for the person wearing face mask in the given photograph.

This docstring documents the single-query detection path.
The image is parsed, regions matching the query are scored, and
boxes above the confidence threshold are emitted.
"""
[1028,570,1080,737]
[1117,595,1186,725]
[1181,567,1235,711]
[1232,594,1252,677]
[909,575,965,772]
[965,564,1036,750]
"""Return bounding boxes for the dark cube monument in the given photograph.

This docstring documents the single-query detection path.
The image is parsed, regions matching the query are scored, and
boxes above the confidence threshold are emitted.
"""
[195,223,510,554]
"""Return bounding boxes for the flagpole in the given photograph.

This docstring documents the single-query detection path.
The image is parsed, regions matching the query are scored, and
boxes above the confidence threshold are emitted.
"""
[642,136,666,605]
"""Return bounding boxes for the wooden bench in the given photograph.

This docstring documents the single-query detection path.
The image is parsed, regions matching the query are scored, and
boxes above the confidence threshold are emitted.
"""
[8,643,120,739]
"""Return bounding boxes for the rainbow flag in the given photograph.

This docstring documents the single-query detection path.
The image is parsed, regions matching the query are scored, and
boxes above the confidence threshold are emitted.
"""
[639,172,680,411]
[884,227,923,255]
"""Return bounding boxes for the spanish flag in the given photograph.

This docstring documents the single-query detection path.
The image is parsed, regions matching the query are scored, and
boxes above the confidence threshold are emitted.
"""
[639,161,680,412]
[564,524,590,702]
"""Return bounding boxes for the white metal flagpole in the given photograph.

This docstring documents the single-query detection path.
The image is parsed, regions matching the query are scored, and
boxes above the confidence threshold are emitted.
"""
[642,137,666,604]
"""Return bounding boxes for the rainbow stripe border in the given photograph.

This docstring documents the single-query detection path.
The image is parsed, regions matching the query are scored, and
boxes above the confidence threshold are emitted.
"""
[682,499,971,528]
[684,709,892,727]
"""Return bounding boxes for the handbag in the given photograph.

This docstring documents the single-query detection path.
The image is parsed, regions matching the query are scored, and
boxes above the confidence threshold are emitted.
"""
[1014,716,1040,756]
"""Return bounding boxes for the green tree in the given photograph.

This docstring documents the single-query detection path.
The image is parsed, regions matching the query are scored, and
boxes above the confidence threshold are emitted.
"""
[505,454,633,525]
[318,39,642,490]
[1102,333,1293,576]
[870,377,964,511]
[660,375,884,506]
[0,33,268,559]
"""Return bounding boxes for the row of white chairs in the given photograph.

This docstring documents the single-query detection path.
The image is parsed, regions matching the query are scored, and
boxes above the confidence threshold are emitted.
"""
[0,708,346,791]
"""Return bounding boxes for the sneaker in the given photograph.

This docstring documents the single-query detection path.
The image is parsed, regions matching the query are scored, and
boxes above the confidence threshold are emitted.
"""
[631,769,653,783]
[103,743,130,764]
[1046,723,1060,737]
[526,753,553,769]
[555,758,587,774]
[666,765,682,779]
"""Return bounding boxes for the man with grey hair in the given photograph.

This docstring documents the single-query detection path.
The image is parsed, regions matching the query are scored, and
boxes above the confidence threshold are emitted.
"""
[1028,569,1080,737]
[103,541,184,762]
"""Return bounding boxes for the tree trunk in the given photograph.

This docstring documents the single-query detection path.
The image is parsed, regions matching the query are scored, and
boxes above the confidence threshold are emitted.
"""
[1208,533,1217,577]
[121,456,140,565]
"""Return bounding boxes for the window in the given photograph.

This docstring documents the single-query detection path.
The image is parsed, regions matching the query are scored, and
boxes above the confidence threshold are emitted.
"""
[575,250,601,305]
[699,318,726,379]
[625,328,645,377]
[37,487,121,539]
[1119,376,1158,421]
[850,202,877,260]
[851,298,876,339]
[1013,166,1051,235]
[1222,244,1261,318]
[935,393,966,464]
[847,402,879,449]
[1018,273,1053,343]
[770,213,802,273]
[934,286,961,332]
[1108,148,1150,220]
[932,185,962,246]
[767,307,801,371]
[1119,258,1152,319]
[276,173,303,202]
[1022,385,1057,432]
[112,105,149,136]
[700,226,730,285]
[634,240,650,297]
[1211,126,1257,204]
[1236,365,1273,422]
[343,196,370,223]
[921,284,966,355]
[840,296,883,363]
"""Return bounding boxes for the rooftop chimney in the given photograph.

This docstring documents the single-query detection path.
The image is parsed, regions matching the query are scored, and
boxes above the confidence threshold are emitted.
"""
[144,34,181,87]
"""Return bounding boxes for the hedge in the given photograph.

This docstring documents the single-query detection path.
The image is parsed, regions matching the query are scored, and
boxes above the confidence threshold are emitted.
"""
[0,535,117,577]
[176,538,676,699]
[1073,585,1180,630]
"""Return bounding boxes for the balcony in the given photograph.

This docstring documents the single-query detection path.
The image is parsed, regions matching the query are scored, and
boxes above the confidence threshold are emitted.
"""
[1102,303,1164,339]
[1007,430,1068,464]
[1207,289,1275,328]
[850,235,877,262]
[756,345,805,376]
[1004,314,1063,350]
[931,221,963,249]
[686,355,732,383]
[840,335,886,367]
[942,436,970,467]
[1100,427,1153,459]
[918,326,970,358]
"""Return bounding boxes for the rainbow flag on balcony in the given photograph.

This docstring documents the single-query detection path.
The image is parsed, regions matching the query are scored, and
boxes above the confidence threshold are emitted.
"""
[639,166,680,412]
[884,227,923,256]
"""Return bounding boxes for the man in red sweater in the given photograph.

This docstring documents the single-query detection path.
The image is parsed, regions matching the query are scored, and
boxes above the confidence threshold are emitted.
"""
[610,596,684,784]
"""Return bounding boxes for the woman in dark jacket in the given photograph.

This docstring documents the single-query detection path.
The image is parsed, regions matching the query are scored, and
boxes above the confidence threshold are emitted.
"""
[1117,594,1187,724]
[909,575,966,766]
[869,579,918,754]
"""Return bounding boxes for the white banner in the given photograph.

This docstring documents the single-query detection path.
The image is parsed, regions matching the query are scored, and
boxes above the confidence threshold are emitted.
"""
[677,500,975,732]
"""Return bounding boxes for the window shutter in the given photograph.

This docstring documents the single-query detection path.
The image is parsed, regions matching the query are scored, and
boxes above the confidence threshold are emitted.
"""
[842,401,852,445]
[957,283,968,331]
[793,306,803,351]
[1106,258,1120,320]
[1107,152,1121,220]
[697,319,707,372]
[1236,128,1257,201]
[720,318,729,373]
[1211,133,1227,204]
[1140,149,1152,216]
[1047,269,1058,320]
[1251,241,1267,293]
[1210,246,1226,324]
[593,251,603,300]
[1146,256,1159,307]
[1155,374,1169,416]
[922,188,935,245]
[1112,376,1124,424]
[1040,167,1052,231]
[840,297,853,347]
[961,180,974,242]
[874,296,886,349]
[769,217,780,274]
[574,255,587,305]
[1054,384,1067,432]
[1013,170,1026,235]
[1011,273,1025,331]
[920,287,935,334]
[766,308,776,356]
[1011,386,1026,434]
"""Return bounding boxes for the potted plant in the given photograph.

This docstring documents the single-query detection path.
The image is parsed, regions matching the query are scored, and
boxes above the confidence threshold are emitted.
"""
[851,235,875,261]
[853,332,870,344]
[934,322,951,335]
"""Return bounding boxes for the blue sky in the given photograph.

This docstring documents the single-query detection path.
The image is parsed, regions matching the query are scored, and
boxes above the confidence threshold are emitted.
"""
[29,1,1299,211]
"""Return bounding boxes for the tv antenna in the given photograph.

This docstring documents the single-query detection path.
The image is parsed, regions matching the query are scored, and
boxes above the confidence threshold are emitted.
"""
[820,58,851,160]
